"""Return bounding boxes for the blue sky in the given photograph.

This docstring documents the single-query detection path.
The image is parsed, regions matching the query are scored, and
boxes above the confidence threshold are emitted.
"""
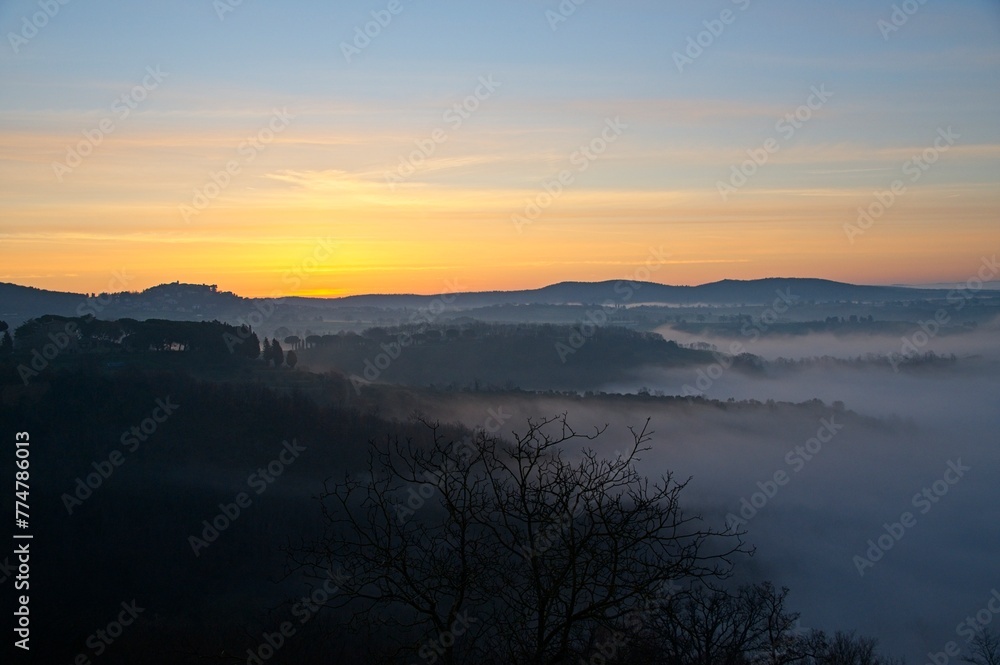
[1,0,998,294]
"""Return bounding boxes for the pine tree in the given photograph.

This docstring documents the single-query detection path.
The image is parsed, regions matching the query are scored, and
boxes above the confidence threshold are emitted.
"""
[246,332,260,359]
[270,338,284,367]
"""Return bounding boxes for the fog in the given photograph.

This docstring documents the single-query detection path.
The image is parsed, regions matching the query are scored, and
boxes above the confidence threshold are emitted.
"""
[397,326,1000,663]
[655,318,1000,362]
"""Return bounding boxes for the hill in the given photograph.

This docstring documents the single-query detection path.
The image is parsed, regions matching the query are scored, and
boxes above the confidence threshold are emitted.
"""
[0,277,949,330]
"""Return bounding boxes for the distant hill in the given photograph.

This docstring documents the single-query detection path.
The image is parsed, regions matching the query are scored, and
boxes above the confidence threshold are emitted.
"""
[0,277,949,329]
[294,277,944,308]
[0,281,247,328]
[0,282,87,322]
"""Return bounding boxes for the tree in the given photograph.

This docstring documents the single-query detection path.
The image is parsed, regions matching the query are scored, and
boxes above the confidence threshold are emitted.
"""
[796,630,904,665]
[289,415,745,665]
[243,331,261,359]
[621,581,804,664]
[0,321,11,357]
[964,630,1000,665]
[269,338,284,367]
[286,350,298,369]
[230,324,259,359]
[284,335,301,350]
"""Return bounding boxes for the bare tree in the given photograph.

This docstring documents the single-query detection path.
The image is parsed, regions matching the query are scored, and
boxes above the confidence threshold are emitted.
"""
[964,630,1000,665]
[620,582,804,665]
[796,630,904,665]
[288,414,746,665]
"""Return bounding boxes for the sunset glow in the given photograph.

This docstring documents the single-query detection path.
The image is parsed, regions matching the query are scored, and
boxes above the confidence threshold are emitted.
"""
[2,1,998,296]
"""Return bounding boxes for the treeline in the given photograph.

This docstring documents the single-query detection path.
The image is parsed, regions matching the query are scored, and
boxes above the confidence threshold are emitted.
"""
[764,352,960,371]
[8,315,260,356]
[299,322,717,392]
[0,362,979,663]
[0,363,464,663]
[290,321,675,349]
[671,317,926,338]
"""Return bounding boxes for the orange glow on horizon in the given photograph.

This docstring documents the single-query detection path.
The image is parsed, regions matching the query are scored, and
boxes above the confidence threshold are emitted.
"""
[2,122,998,297]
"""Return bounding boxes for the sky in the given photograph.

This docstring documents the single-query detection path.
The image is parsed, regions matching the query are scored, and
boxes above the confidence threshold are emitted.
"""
[1,0,998,297]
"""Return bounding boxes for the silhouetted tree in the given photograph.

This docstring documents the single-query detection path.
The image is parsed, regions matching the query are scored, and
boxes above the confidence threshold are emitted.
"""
[225,324,260,359]
[620,581,804,664]
[289,415,745,665]
[286,350,298,369]
[269,338,284,367]
[964,630,1000,665]
[0,321,11,358]
[797,630,904,665]
[242,331,261,359]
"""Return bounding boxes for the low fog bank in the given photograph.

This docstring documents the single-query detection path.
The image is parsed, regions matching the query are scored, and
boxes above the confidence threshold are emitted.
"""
[396,364,999,661]
[630,322,1000,425]
[655,317,1000,362]
[609,359,999,427]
